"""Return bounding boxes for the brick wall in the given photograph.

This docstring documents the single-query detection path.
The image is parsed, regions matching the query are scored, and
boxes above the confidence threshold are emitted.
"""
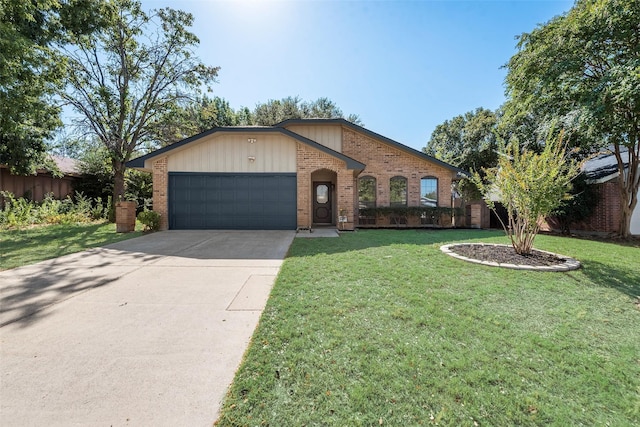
[341,128,457,226]
[152,157,169,230]
[296,142,355,230]
[542,179,622,234]
[573,180,620,234]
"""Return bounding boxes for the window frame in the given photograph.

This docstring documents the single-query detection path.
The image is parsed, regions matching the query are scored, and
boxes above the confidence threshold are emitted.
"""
[420,176,439,207]
[358,176,377,209]
[389,176,408,207]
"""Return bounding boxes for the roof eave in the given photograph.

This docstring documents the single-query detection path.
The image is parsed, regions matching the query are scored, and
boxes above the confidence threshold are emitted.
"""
[126,125,366,171]
[275,118,469,176]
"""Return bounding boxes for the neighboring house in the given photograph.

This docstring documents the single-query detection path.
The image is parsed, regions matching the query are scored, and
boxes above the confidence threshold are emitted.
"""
[0,156,80,203]
[581,149,639,235]
[127,119,467,231]
[559,148,639,236]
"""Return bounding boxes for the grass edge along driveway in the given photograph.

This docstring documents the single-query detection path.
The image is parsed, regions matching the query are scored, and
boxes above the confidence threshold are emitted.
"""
[0,222,143,271]
[216,229,640,427]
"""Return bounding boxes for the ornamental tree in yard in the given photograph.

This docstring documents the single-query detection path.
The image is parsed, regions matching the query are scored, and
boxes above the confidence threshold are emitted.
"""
[472,133,580,255]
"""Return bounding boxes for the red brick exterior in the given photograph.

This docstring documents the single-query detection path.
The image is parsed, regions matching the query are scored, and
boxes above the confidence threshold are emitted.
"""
[579,180,621,233]
[541,178,626,234]
[341,128,458,226]
[147,124,461,231]
[152,157,169,230]
[296,142,356,230]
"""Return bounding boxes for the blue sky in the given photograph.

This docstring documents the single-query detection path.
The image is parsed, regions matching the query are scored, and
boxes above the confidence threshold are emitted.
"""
[143,0,575,151]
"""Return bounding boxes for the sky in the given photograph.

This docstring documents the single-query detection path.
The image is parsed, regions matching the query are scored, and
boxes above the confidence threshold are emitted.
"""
[141,0,575,151]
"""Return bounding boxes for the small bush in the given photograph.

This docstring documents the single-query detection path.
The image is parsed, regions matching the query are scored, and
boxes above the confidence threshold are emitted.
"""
[137,209,161,231]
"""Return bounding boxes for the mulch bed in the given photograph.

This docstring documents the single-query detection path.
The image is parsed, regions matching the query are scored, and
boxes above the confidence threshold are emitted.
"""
[449,244,566,267]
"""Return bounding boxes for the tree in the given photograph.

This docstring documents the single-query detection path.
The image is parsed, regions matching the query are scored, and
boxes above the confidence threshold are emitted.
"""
[504,0,640,238]
[252,96,363,126]
[424,107,498,200]
[425,107,498,173]
[149,95,240,147]
[472,132,580,255]
[59,0,219,204]
[0,0,105,174]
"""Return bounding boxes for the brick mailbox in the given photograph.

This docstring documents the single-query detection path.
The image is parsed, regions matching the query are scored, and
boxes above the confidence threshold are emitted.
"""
[115,201,137,233]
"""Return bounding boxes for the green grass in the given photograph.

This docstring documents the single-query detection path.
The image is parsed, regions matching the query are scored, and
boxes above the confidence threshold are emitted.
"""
[217,230,640,426]
[0,222,143,270]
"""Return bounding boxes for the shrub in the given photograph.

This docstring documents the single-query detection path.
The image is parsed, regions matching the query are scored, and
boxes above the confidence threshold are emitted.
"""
[0,191,36,227]
[0,191,109,228]
[472,131,580,254]
[137,209,161,231]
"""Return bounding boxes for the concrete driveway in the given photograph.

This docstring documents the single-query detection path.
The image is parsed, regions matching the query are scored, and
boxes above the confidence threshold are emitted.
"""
[0,230,295,426]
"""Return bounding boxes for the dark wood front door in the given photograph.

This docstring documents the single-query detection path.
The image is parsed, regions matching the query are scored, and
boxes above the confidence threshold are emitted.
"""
[313,182,332,224]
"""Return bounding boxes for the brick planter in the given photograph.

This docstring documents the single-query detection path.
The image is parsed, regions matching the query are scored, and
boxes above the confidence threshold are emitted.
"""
[115,201,137,233]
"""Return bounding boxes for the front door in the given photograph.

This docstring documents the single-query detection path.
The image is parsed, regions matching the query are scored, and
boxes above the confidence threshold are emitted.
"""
[313,182,332,224]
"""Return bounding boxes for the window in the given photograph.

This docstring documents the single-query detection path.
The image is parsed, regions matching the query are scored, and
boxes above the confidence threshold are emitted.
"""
[390,176,407,206]
[316,184,329,204]
[358,176,376,209]
[420,177,438,207]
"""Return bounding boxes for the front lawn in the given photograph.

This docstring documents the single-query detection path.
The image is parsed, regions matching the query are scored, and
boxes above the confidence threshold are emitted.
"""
[217,230,640,426]
[0,222,142,270]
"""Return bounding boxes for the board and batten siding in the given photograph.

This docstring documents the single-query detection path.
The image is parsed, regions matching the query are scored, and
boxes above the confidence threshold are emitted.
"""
[286,125,342,153]
[167,133,296,173]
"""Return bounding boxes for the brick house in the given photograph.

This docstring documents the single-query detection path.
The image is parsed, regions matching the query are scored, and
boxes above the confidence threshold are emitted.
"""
[569,149,639,235]
[127,119,467,231]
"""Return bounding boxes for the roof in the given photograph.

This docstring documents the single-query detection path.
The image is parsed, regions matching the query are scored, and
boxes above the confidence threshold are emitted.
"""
[582,148,631,184]
[50,156,80,175]
[0,155,80,176]
[275,118,469,176]
[126,126,365,170]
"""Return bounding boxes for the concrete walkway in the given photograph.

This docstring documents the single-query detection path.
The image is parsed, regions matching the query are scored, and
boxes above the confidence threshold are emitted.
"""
[0,230,294,426]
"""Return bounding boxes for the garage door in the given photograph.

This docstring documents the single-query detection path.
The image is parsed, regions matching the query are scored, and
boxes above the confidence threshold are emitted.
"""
[168,173,297,230]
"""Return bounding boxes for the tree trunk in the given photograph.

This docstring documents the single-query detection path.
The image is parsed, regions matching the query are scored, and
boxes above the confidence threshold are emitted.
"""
[616,161,639,239]
[618,181,637,239]
[113,159,126,200]
[111,159,126,223]
[619,202,632,239]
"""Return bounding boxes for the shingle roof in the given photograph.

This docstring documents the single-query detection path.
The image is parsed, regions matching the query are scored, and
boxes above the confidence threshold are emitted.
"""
[582,148,631,184]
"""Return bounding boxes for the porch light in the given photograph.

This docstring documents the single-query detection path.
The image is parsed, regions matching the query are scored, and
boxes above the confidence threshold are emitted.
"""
[248,156,256,162]
[248,138,257,144]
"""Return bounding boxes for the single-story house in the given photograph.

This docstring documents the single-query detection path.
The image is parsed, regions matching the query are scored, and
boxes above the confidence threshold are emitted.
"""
[0,156,80,204]
[127,119,467,231]
[573,148,639,235]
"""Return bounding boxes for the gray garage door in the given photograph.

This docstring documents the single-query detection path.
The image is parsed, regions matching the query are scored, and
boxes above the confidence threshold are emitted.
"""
[168,172,297,230]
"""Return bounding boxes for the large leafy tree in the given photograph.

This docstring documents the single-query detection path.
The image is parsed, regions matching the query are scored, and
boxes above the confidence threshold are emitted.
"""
[149,95,241,147]
[424,107,498,200]
[252,96,363,126]
[0,0,104,174]
[59,0,219,202]
[504,0,640,238]
[424,107,498,173]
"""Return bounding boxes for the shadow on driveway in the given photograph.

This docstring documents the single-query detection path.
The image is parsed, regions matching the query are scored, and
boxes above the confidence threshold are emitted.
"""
[0,230,293,328]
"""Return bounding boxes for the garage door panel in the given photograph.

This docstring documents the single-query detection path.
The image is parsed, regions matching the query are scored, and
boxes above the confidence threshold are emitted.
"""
[169,173,296,230]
